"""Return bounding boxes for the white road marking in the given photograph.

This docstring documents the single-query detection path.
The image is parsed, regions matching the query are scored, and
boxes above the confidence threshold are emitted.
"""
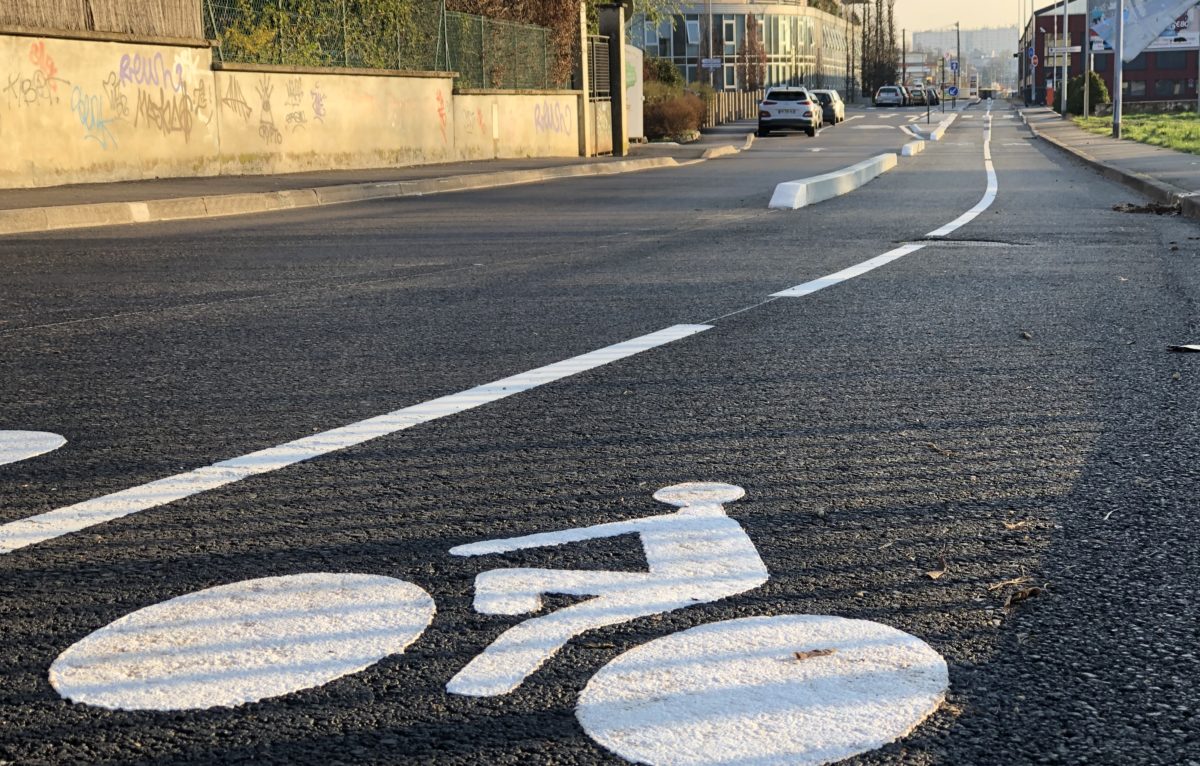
[446,483,768,697]
[927,108,997,238]
[0,325,711,555]
[876,113,897,119]
[842,115,864,123]
[49,573,435,710]
[851,125,900,130]
[577,614,949,766]
[0,431,66,466]
[771,244,927,298]
[907,114,923,123]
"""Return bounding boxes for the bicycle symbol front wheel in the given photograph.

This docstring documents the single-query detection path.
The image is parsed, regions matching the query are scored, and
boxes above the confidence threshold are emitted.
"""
[577,614,948,766]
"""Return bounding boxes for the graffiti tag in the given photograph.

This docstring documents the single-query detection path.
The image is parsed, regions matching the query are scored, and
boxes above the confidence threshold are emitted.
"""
[285,77,303,107]
[28,41,59,92]
[310,88,326,122]
[70,86,117,150]
[534,101,572,135]
[220,78,252,122]
[256,76,282,145]
[119,52,186,93]
[135,88,195,142]
[4,71,65,107]
[101,72,130,118]
[436,90,447,142]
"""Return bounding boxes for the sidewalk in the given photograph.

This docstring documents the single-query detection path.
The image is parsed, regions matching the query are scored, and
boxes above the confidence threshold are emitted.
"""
[0,136,746,236]
[1019,107,1200,217]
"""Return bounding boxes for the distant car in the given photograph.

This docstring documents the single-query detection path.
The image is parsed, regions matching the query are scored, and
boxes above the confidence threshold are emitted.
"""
[897,85,913,105]
[758,87,822,137]
[810,89,845,125]
[874,86,904,107]
[907,86,927,106]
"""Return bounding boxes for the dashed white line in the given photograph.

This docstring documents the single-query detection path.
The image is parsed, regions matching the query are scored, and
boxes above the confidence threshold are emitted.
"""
[771,244,927,297]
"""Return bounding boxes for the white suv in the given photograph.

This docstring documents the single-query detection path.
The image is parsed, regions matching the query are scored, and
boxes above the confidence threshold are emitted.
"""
[757,88,822,138]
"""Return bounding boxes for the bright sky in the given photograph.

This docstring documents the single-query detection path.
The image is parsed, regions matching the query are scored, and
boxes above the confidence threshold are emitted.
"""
[894,0,1023,34]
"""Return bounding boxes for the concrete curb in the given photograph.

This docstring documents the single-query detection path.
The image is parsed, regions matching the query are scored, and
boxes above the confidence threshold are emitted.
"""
[0,156,685,237]
[769,153,899,210]
[902,141,926,157]
[1022,111,1195,214]
[701,145,740,160]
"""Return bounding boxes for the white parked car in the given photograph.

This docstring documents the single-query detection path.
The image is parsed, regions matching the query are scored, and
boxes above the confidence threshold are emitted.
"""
[757,88,822,138]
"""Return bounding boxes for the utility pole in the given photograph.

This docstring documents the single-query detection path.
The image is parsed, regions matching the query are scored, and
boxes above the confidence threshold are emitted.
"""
[1061,0,1069,117]
[1114,0,1124,138]
[902,28,907,84]
[1084,0,1092,117]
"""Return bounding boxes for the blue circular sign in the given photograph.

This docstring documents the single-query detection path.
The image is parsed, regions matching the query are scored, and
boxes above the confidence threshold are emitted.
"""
[947,86,960,97]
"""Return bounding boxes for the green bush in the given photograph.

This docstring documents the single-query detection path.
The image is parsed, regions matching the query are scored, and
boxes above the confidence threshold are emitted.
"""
[644,56,684,89]
[644,80,680,105]
[645,91,706,140]
[1065,71,1110,116]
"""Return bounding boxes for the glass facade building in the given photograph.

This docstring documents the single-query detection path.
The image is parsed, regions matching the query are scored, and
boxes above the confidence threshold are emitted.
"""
[631,2,859,93]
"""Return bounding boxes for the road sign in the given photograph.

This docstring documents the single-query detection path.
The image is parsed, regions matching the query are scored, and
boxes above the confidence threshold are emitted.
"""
[1050,46,1082,54]
[947,86,960,97]
[949,61,959,73]
[1032,54,1039,68]
[701,58,722,70]
[1028,46,1036,58]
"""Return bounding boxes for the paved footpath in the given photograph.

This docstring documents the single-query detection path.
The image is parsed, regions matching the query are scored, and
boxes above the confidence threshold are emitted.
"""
[1020,106,1200,213]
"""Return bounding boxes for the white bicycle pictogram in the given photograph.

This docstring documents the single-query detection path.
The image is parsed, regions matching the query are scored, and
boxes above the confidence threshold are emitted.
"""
[0,431,946,766]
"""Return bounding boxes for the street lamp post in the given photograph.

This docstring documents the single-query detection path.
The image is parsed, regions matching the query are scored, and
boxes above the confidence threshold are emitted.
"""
[1062,0,1069,116]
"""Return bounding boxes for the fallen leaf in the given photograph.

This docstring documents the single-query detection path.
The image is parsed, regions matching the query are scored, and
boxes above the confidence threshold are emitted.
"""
[1004,586,1044,609]
[1003,520,1033,531]
[926,553,949,581]
[926,442,953,457]
[794,648,837,661]
[1020,331,1034,340]
[1173,372,1183,381]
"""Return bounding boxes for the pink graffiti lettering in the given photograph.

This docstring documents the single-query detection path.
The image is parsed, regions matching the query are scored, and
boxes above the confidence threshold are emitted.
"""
[119,52,186,93]
[436,90,447,142]
[29,41,59,92]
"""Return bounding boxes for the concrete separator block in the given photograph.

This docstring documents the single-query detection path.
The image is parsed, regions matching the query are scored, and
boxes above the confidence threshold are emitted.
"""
[701,145,740,160]
[902,141,926,157]
[769,153,899,210]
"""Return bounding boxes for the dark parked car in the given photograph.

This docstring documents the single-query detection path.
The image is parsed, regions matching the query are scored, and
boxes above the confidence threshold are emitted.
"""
[810,89,845,125]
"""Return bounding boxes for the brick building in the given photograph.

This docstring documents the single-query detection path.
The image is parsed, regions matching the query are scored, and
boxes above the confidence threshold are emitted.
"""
[1020,0,1200,107]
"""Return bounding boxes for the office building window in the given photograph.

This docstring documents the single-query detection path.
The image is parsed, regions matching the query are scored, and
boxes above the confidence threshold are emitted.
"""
[724,18,736,56]
[1125,53,1147,70]
[724,64,737,90]
[1155,79,1184,96]
[1156,51,1187,70]
[686,19,701,45]
[1123,80,1146,97]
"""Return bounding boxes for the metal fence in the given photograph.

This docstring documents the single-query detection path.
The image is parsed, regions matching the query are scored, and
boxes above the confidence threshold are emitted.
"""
[444,11,552,90]
[203,0,446,71]
[203,0,554,90]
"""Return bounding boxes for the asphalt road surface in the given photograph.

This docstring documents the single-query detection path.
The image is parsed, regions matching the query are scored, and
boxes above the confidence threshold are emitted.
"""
[2,101,1199,765]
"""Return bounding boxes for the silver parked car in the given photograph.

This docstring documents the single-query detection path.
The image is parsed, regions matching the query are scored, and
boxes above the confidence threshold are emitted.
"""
[873,86,904,107]
[810,89,845,125]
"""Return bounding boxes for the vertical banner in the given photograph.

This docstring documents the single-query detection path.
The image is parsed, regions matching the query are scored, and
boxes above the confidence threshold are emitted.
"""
[1091,0,1200,60]
[625,44,644,141]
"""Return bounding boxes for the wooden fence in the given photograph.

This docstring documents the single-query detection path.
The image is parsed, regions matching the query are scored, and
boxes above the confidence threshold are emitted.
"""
[0,0,203,39]
[703,89,766,128]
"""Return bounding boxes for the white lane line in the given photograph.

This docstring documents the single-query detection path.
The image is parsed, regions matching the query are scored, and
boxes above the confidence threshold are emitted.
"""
[926,109,997,239]
[900,126,922,139]
[842,115,864,123]
[771,244,927,298]
[0,325,711,555]
[907,114,923,123]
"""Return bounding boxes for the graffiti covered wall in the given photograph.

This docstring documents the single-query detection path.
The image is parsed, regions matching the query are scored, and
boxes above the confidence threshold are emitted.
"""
[0,34,587,189]
[454,91,579,161]
[0,36,219,187]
